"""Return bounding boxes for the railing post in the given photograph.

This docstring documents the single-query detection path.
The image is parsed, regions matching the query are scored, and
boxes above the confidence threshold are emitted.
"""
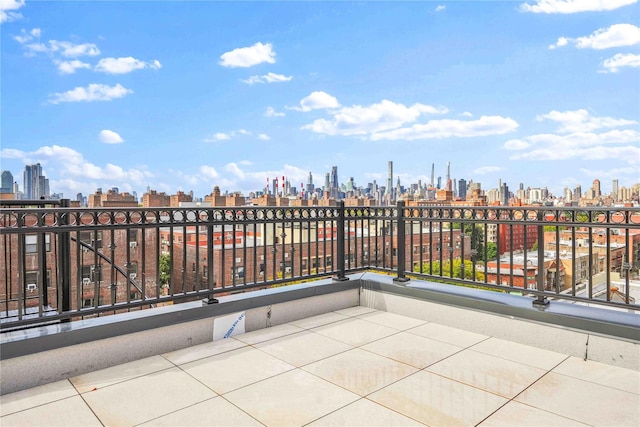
[533,213,549,306]
[58,199,72,318]
[393,201,410,283]
[333,201,349,282]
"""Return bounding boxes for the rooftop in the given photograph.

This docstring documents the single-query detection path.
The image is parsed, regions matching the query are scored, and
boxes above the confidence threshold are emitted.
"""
[1,274,639,427]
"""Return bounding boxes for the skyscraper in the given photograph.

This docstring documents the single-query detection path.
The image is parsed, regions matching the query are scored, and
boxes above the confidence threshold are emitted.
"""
[387,161,393,199]
[592,179,601,198]
[458,179,467,200]
[612,179,619,200]
[430,163,435,187]
[306,172,314,194]
[1,170,13,194]
[330,166,338,190]
[23,163,49,199]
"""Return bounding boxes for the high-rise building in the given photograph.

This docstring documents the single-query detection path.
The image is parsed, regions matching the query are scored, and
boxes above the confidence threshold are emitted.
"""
[324,173,330,192]
[23,163,49,200]
[458,179,467,200]
[330,166,338,189]
[612,179,619,200]
[387,161,393,199]
[306,172,314,194]
[446,161,450,184]
[1,170,14,194]
[592,179,601,198]
[573,185,582,201]
[430,163,435,187]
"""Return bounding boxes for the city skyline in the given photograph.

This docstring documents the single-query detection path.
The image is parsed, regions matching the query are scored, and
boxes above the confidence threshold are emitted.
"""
[1,1,639,198]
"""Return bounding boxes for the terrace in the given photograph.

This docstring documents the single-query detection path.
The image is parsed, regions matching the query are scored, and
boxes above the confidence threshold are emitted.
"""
[1,202,639,426]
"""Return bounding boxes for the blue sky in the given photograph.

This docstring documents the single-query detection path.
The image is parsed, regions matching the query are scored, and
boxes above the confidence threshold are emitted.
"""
[1,0,639,199]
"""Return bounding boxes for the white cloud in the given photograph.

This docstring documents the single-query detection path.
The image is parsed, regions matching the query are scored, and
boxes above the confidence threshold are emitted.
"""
[199,165,219,179]
[579,166,639,179]
[0,0,25,23]
[48,40,100,57]
[508,128,640,164]
[435,5,446,12]
[258,134,271,140]
[21,39,100,57]
[242,72,292,85]
[548,37,569,49]
[292,91,341,112]
[474,166,503,175]
[264,106,285,117]
[503,139,532,150]
[13,27,40,44]
[56,59,90,74]
[48,83,132,104]
[369,115,519,141]
[219,42,276,67]
[1,145,151,187]
[536,109,637,133]
[520,0,637,14]
[98,130,124,144]
[302,100,448,136]
[602,53,640,72]
[95,57,162,74]
[225,162,246,179]
[203,132,232,142]
[550,24,640,50]
[202,129,253,142]
[460,111,473,117]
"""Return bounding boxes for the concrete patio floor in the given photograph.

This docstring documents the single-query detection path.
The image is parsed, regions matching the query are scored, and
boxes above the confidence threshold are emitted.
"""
[1,306,638,426]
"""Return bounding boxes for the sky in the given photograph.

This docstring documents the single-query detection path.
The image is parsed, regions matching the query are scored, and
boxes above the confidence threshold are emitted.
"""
[1,0,639,200]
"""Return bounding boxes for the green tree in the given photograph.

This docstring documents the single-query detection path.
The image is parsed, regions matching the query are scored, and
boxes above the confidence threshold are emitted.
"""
[415,259,484,281]
[159,254,171,287]
[484,242,498,262]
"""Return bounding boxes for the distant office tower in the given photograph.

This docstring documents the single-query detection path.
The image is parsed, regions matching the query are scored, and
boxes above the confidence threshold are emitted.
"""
[499,182,509,205]
[519,182,524,191]
[23,163,49,199]
[458,179,467,200]
[430,163,435,187]
[324,173,330,192]
[612,179,619,200]
[1,170,13,193]
[564,187,572,201]
[573,185,582,201]
[437,177,441,189]
[592,179,601,197]
[306,172,314,193]
[272,177,278,196]
[387,161,393,199]
[446,161,450,184]
[330,166,338,189]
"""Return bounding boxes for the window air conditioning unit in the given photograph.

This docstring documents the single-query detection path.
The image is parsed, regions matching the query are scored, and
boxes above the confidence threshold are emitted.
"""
[129,273,137,280]
[129,241,138,248]
[26,283,37,292]
[82,278,91,286]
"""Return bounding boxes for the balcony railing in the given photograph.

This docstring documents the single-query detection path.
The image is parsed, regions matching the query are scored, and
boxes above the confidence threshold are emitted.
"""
[1,200,639,330]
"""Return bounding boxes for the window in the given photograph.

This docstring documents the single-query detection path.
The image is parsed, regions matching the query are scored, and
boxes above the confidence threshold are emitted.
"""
[127,262,138,278]
[233,266,245,279]
[82,265,102,282]
[83,298,95,308]
[202,265,207,277]
[326,255,333,266]
[80,231,102,249]
[25,269,52,289]
[128,230,138,243]
[25,234,51,254]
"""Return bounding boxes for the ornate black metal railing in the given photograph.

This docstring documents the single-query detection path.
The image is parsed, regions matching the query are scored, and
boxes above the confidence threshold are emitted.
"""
[1,200,639,330]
